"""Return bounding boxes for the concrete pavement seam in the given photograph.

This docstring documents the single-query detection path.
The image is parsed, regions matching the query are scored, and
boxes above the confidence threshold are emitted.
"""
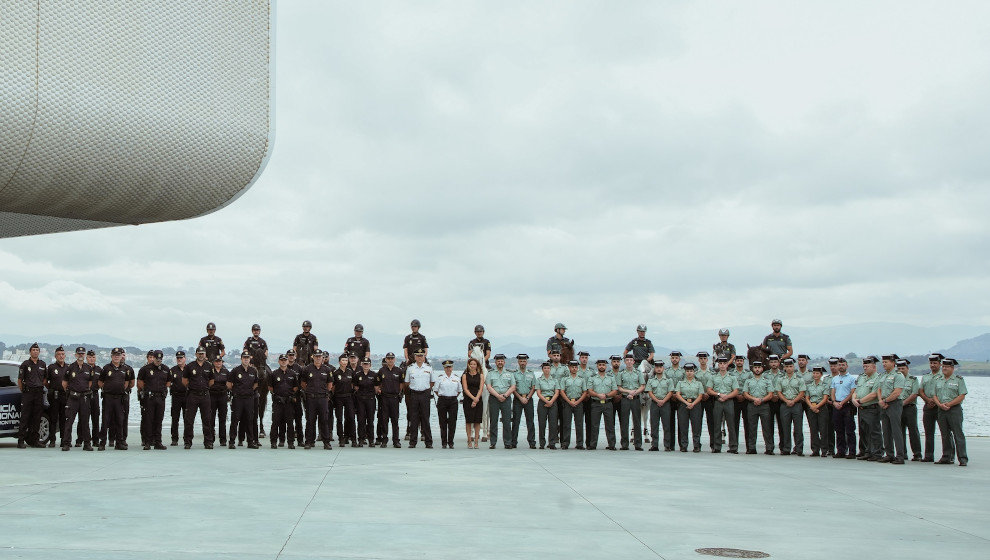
[275,448,343,560]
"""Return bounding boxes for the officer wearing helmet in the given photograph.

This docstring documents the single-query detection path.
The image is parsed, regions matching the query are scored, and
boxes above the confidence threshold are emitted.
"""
[468,325,492,370]
[760,319,793,361]
[293,320,319,367]
[546,323,574,364]
[198,322,226,363]
[713,328,736,367]
[403,320,429,365]
[623,325,655,365]
[345,324,371,361]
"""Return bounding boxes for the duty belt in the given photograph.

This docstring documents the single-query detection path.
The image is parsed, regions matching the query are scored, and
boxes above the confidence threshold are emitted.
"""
[104,392,124,396]
[411,389,430,394]
[190,390,209,396]
[68,390,91,398]
[234,393,253,399]
[23,386,44,392]
[149,391,167,398]
[335,392,354,397]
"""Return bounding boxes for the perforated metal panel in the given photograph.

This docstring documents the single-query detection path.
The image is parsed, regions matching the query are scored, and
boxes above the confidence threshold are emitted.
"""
[0,0,273,238]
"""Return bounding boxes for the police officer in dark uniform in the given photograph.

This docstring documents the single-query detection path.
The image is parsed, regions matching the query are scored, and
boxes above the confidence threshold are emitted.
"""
[292,320,319,367]
[138,350,170,450]
[355,357,377,447]
[285,349,305,447]
[182,347,215,449]
[345,324,371,361]
[16,343,47,448]
[301,351,332,449]
[468,325,492,369]
[269,354,298,449]
[98,348,133,451]
[375,352,405,448]
[62,347,95,451]
[333,355,358,446]
[243,324,269,439]
[169,351,188,446]
[79,350,101,447]
[209,356,230,446]
[117,351,136,445]
[199,322,226,363]
[44,346,69,448]
[227,351,260,449]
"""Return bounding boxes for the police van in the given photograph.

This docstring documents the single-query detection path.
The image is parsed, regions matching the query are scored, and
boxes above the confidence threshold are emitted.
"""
[0,360,51,441]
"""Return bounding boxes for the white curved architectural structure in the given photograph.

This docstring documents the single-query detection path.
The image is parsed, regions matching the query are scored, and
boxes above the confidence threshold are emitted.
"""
[0,0,274,238]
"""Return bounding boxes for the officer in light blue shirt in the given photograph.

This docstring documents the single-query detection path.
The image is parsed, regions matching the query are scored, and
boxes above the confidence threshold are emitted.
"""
[830,361,857,458]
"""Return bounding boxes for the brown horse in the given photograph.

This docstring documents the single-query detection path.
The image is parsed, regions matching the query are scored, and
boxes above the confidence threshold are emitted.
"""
[747,343,769,366]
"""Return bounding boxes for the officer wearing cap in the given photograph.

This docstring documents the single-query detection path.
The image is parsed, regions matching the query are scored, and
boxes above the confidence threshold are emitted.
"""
[199,322,226,363]
[44,345,70,448]
[896,359,922,461]
[468,325,492,369]
[575,351,595,446]
[60,347,95,451]
[796,354,812,384]
[666,352,685,440]
[693,351,719,452]
[617,355,645,450]
[227,351,260,449]
[355,357,378,447]
[820,357,838,457]
[731,355,751,453]
[708,357,740,453]
[135,351,154,448]
[208,355,230,446]
[117,350,136,445]
[284,350,305,447]
[877,355,906,464]
[852,356,883,461]
[535,360,560,449]
[760,319,793,361]
[80,350,101,447]
[404,349,435,448]
[301,351,333,449]
[830,357,857,459]
[623,325,655,365]
[97,348,133,451]
[805,366,830,457]
[269,354,298,449]
[587,358,618,450]
[15,343,47,448]
[547,323,575,364]
[775,357,805,456]
[741,361,774,454]
[345,324,371,362]
[243,324,269,439]
[607,355,623,433]
[182,346,216,449]
[918,353,944,462]
[558,360,587,450]
[138,350,170,450]
[169,351,188,446]
[646,360,674,451]
[933,358,967,466]
[674,363,705,452]
[293,321,319,367]
[375,352,405,448]
[434,359,461,448]
[510,354,537,449]
[486,354,516,449]
[713,329,736,366]
[333,354,358,446]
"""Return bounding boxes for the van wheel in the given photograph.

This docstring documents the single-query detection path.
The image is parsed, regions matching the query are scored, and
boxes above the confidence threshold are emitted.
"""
[38,416,50,443]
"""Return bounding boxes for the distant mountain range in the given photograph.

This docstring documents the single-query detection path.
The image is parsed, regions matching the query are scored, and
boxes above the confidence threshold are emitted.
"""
[942,333,990,361]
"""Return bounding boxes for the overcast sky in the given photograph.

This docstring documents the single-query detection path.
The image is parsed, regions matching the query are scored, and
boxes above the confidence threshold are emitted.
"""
[2,1,990,353]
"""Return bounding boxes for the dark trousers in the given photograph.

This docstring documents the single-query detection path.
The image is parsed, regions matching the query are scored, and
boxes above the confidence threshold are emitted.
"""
[376,393,386,441]
[381,395,401,444]
[210,392,228,443]
[143,395,166,446]
[511,396,535,447]
[731,399,750,452]
[806,406,828,453]
[47,391,67,444]
[436,395,458,446]
[618,396,642,449]
[832,404,856,456]
[229,396,256,444]
[779,402,804,453]
[99,395,126,446]
[770,399,783,445]
[746,402,773,453]
[356,394,376,443]
[560,402,584,448]
[702,398,716,450]
[537,401,559,447]
[589,399,615,449]
[170,392,187,442]
[649,401,672,450]
[900,403,921,458]
[670,400,680,446]
[881,400,905,460]
[937,405,967,462]
[582,399,593,447]
[823,403,835,454]
[183,392,214,445]
[334,393,356,442]
[79,392,100,444]
[677,402,704,450]
[271,397,294,445]
[292,396,304,444]
[256,391,267,434]
[489,396,512,447]
[922,405,939,460]
[712,399,736,452]
[407,390,432,446]
[305,394,330,445]
[858,405,882,459]
[63,394,91,445]
[17,390,44,444]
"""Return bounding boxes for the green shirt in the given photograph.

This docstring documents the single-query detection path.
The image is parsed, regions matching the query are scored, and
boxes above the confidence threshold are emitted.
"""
[854,372,881,401]
[934,374,967,403]
[920,372,940,398]
[877,370,906,400]
[776,373,807,400]
[536,375,558,399]
[734,370,752,393]
[696,368,714,389]
[900,376,919,401]
[743,375,774,399]
[558,375,586,399]
[588,373,617,398]
[576,365,596,383]
[805,379,829,402]
[646,376,673,399]
[618,368,644,390]
[513,368,536,395]
[798,369,814,385]
[549,363,569,380]
[666,366,685,384]
[709,372,738,394]
[487,369,515,394]
[676,378,704,400]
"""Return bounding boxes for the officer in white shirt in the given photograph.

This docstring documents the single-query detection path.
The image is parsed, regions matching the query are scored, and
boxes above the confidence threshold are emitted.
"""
[434,359,462,448]
[404,350,435,448]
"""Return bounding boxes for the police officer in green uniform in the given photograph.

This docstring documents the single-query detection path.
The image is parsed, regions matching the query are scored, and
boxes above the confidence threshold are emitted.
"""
[576,351,596,447]
[707,357,739,453]
[713,328,736,366]
[510,354,537,449]
[486,354,516,449]
[695,351,718,451]
[933,358,967,466]
[667,351,685,448]
[877,354,906,464]
[587,359,618,450]
[675,363,705,453]
[617,355,645,451]
[646,360,674,451]
[853,356,883,461]
[623,326,654,440]
[776,357,806,456]
[918,353,943,462]
[804,366,830,457]
[896,358,922,461]
[535,361,560,449]
[558,360,587,450]
[731,355,751,453]
[742,361,774,455]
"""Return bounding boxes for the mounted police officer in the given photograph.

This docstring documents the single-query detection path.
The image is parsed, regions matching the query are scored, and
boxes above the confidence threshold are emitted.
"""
[199,322,225,363]
[292,320,319,366]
